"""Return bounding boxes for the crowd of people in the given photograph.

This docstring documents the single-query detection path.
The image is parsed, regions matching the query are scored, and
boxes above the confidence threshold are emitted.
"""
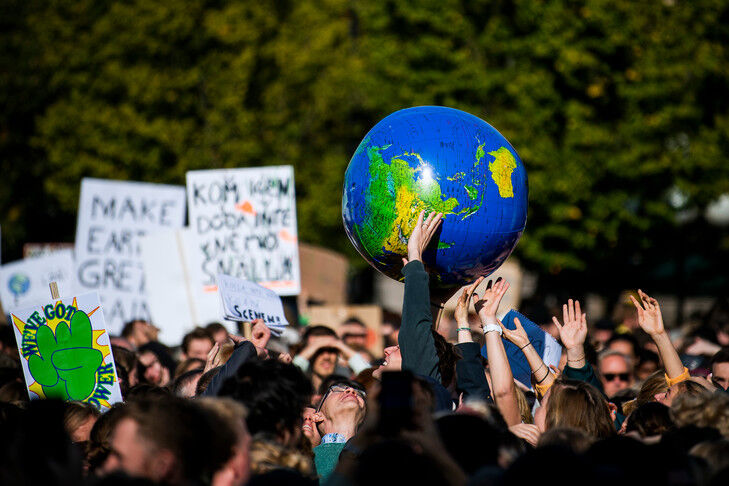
[1,210,729,485]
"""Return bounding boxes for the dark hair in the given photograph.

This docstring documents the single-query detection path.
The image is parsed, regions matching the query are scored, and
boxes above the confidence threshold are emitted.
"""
[342,317,366,328]
[537,427,594,453]
[181,327,214,354]
[301,325,337,344]
[219,359,312,437]
[86,403,126,473]
[205,322,228,335]
[120,320,142,339]
[626,402,675,437]
[436,414,511,474]
[710,347,729,367]
[638,348,660,367]
[175,358,205,379]
[196,366,221,396]
[118,397,236,483]
[353,439,452,486]
[606,333,640,358]
[172,368,204,397]
[124,384,171,401]
[431,330,460,387]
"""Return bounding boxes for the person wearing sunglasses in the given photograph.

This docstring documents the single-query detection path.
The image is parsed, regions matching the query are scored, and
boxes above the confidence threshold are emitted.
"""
[309,380,366,481]
[598,350,635,399]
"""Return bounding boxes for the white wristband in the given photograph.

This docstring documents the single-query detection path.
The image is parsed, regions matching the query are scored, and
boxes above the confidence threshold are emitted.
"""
[483,323,502,335]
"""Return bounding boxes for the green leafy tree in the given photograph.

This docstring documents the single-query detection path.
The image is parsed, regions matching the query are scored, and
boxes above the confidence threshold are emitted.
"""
[2,0,729,293]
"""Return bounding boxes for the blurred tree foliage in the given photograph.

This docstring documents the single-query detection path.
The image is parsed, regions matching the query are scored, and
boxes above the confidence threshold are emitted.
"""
[2,0,729,290]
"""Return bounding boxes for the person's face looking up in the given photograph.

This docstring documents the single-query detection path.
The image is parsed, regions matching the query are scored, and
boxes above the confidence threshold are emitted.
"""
[312,349,338,378]
[599,354,634,398]
[373,345,402,378]
[711,361,729,390]
[186,337,213,361]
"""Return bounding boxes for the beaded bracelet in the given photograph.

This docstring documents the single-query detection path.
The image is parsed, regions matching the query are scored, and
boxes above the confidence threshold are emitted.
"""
[457,327,471,332]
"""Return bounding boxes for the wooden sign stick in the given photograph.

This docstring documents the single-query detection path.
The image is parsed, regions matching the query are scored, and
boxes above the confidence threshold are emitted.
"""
[49,281,60,300]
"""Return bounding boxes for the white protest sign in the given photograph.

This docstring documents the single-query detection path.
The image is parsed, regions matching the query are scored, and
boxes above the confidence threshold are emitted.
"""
[140,228,234,345]
[217,274,289,332]
[75,178,186,335]
[185,166,301,315]
[9,291,123,411]
[0,250,79,310]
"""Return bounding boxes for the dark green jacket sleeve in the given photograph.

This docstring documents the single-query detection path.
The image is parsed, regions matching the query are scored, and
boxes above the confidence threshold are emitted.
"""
[562,362,604,394]
[455,342,492,402]
[314,443,346,482]
[399,260,441,382]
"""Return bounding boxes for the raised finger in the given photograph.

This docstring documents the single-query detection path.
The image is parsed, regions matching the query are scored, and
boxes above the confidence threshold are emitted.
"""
[486,279,493,290]
[568,299,575,322]
[415,210,425,228]
[629,294,643,311]
[574,300,582,320]
[563,303,569,325]
[552,316,562,329]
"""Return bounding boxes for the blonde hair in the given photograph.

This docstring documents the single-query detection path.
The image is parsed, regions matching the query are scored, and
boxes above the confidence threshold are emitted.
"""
[623,370,668,416]
[671,391,729,437]
[546,380,615,439]
[63,401,100,441]
[515,387,533,424]
[250,433,315,477]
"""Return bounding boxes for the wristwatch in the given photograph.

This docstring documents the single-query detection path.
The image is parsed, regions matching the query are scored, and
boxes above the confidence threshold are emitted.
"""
[482,323,502,335]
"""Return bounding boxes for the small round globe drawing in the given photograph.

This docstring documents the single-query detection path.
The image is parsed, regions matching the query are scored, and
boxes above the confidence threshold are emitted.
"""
[342,106,528,287]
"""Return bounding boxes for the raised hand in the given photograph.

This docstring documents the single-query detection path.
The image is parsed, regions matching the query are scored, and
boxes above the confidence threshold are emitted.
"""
[403,210,443,264]
[27,310,103,401]
[473,278,510,321]
[250,319,272,350]
[631,289,684,379]
[552,299,588,351]
[499,317,530,349]
[630,290,664,336]
[454,277,484,325]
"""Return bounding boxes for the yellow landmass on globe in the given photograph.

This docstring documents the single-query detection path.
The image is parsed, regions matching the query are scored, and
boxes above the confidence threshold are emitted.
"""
[383,185,420,254]
[488,147,517,198]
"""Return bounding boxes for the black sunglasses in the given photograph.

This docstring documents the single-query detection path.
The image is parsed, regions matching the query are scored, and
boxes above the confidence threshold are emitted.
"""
[603,373,631,382]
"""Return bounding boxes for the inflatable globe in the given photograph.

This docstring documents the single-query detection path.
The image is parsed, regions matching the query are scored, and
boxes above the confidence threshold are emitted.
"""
[342,106,528,286]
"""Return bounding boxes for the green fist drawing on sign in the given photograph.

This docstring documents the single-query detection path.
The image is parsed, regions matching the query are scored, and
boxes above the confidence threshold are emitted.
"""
[27,310,103,401]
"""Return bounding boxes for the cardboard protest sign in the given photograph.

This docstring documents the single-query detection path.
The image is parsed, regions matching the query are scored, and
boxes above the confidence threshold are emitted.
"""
[10,291,123,411]
[481,309,563,389]
[299,243,349,305]
[0,250,79,311]
[217,274,288,334]
[307,305,384,356]
[75,178,186,335]
[23,242,75,259]
[186,167,301,312]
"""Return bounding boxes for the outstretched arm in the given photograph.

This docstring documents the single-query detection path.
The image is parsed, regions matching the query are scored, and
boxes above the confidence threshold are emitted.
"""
[475,279,521,425]
[454,278,492,402]
[555,299,603,394]
[631,290,686,382]
[500,317,555,399]
[400,210,444,382]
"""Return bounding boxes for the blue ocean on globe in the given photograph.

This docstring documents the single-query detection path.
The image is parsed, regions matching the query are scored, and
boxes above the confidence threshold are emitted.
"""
[342,106,528,286]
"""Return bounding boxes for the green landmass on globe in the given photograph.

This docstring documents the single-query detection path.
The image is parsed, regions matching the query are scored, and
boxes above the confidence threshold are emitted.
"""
[352,139,517,263]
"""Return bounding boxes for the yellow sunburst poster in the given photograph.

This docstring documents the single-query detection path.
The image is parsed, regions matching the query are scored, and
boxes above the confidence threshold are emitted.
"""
[9,291,123,411]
